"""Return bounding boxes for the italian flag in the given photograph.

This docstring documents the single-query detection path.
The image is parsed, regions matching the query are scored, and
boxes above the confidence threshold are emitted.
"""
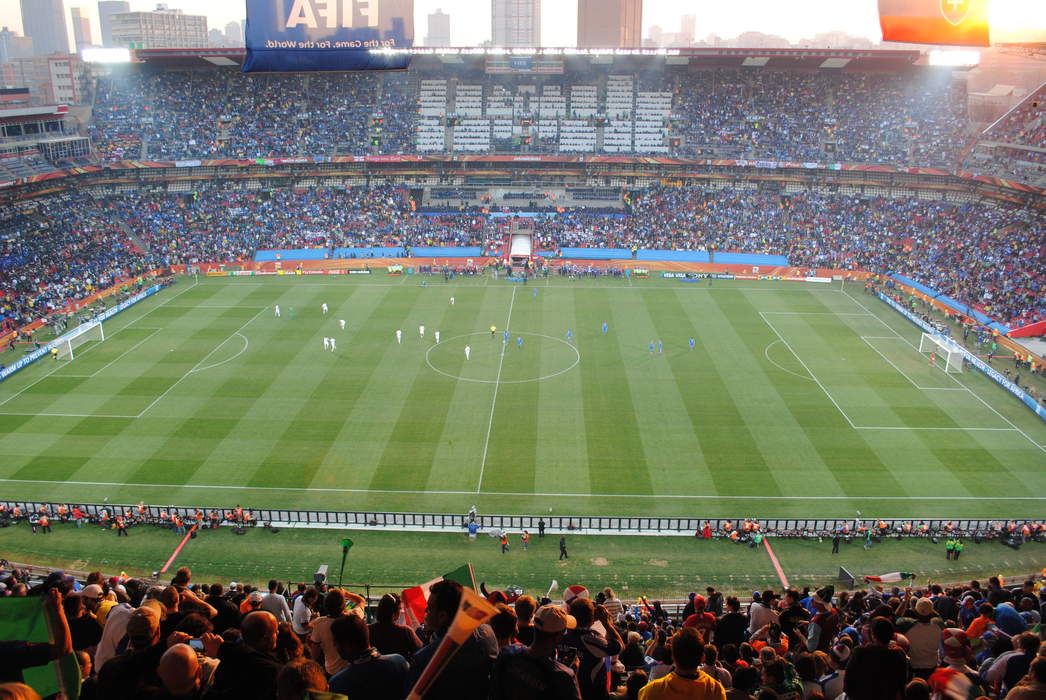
[864,572,916,583]
[401,563,476,627]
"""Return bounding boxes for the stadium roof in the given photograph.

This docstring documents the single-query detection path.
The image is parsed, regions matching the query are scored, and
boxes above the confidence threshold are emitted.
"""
[131,47,926,72]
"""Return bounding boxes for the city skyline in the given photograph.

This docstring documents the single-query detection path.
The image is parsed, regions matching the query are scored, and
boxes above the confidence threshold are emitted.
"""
[0,0,1042,52]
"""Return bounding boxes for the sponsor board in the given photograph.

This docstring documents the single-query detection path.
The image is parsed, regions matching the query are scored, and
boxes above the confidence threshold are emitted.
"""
[878,293,1045,423]
[805,277,833,284]
[347,269,372,274]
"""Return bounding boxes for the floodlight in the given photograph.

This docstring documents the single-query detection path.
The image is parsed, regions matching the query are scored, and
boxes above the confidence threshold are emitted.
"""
[81,48,132,63]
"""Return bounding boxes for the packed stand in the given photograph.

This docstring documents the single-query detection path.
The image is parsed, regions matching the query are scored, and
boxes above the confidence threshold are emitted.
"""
[87,66,971,167]
[983,88,1046,150]
[1,557,1044,700]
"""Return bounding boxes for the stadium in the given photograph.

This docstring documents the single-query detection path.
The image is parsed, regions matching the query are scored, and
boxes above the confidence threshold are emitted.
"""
[0,3,1045,698]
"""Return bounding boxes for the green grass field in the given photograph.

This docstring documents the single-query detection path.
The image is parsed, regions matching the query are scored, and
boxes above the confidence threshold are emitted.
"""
[0,274,1044,521]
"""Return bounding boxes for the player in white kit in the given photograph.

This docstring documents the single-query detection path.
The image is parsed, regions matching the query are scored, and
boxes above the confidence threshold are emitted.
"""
[329,337,336,351]
[321,303,328,314]
[434,330,440,344]
[464,345,471,360]
[274,305,281,317]
[450,297,455,305]
[339,319,346,330]
[323,337,330,351]
[419,324,425,338]
[396,329,402,344]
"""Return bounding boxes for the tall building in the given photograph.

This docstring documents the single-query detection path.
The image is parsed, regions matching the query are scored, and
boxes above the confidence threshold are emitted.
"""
[6,54,89,104]
[425,9,451,47]
[224,21,243,47]
[20,0,70,56]
[97,1,130,47]
[70,8,93,51]
[110,5,208,49]
[577,0,642,48]
[680,14,695,46]
[0,27,34,63]
[492,0,540,48]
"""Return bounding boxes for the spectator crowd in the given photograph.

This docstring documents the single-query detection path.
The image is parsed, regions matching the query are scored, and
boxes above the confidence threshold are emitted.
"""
[2,185,1043,337]
[1,560,1045,700]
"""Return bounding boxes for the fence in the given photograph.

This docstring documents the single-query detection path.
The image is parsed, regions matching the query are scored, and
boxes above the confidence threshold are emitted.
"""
[1,501,1034,537]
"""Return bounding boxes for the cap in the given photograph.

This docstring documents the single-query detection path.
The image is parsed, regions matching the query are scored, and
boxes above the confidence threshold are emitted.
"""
[941,628,970,659]
[76,584,104,600]
[533,605,577,634]
[915,598,935,617]
[248,591,264,604]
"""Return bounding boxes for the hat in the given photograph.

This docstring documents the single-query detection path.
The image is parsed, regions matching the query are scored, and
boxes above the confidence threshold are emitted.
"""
[915,598,935,617]
[533,605,577,634]
[563,585,589,606]
[692,594,706,611]
[76,584,104,600]
[126,607,160,645]
[941,628,970,660]
[813,586,834,609]
[248,591,264,605]
[43,571,75,588]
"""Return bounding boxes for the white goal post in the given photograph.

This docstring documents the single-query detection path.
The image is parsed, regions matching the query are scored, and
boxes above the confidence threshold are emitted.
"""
[55,320,105,361]
[918,332,963,373]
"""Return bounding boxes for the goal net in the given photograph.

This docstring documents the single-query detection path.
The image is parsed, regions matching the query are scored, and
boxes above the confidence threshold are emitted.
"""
[55,320,105,361]
[918,332,963,373]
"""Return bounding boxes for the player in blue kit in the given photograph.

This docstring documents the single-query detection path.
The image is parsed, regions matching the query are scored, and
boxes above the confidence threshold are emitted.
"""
[649,341,655,354]
[658,340,663,354]
[517,336,523,348]
[602,321,608,335]
[566,329,573,342]
[689,337,696,351]
[503,330,510,344]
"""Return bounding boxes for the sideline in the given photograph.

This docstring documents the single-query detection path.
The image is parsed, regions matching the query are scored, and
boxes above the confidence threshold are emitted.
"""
[763,537,791,589]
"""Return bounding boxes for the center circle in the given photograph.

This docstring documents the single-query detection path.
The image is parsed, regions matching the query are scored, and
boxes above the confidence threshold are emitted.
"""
[425,331,581,384]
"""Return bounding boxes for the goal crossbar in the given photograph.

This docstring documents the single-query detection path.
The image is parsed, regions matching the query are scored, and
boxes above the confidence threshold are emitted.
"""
[918,332,963,373]
[55,320,104,361]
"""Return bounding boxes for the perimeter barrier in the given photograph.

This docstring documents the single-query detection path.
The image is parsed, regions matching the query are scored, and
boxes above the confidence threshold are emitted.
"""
[1,501,1040,538]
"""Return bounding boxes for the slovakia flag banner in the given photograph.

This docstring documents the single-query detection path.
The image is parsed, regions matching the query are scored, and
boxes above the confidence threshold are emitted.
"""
[244,0,413,73]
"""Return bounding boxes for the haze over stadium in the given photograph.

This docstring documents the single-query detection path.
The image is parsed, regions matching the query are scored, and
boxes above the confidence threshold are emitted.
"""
[0,0,1045,699]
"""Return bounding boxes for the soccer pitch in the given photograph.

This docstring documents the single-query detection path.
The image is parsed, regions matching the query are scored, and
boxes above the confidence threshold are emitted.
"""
[0,275,1043,520]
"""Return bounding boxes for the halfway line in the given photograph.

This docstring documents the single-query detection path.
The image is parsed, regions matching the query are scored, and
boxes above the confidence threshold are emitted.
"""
[477,285,516,492]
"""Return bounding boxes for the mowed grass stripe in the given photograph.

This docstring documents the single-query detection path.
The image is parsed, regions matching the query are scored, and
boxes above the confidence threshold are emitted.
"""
[653,291,779,497]
[722,290,899,498]
[368,287,491,491]
[315,287,454,491]
[530,287,590,497]
[613,289,714,497]
[578,289,653,495]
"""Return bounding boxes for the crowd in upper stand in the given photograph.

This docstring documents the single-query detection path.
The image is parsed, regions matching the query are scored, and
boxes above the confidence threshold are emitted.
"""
[1,559,1045,700]
[85,68,969,168]
[1,185,1043,334]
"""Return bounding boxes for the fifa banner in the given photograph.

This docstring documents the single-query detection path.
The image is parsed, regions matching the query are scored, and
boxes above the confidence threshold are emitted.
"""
[0,283,162,382]
[878,0,989,47]
[244,0,413,72]
[878,293,1046,424]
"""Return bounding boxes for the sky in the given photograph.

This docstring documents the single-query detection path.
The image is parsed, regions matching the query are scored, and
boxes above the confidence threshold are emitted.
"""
[0,0,1043,48]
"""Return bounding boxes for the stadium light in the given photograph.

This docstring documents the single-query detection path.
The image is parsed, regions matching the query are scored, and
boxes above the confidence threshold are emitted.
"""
[927,49,981,66]
[81,47,132,63]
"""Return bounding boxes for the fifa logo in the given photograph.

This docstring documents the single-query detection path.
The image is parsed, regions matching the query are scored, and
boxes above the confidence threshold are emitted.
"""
[284,0,377,29]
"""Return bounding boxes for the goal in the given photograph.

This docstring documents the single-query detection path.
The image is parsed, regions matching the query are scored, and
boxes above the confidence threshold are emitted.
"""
[55,320,105,361]
[918,332,963,373]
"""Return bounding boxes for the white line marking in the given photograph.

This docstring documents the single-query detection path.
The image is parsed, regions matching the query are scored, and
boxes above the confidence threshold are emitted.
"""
[218,281,842,292]
[0,413,138,418]
[477,285,516,493]
[860,336,955,392]
[760,312,873,316]
[188,332,249,375]
[758,312,857,428]
[855,426,1017,431]
[136,306,267,418]
[58,328,162,379]
[763,339,815,382]
[163,305,269,309]
[843,288,1046,455]
[2,477,1045,500]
